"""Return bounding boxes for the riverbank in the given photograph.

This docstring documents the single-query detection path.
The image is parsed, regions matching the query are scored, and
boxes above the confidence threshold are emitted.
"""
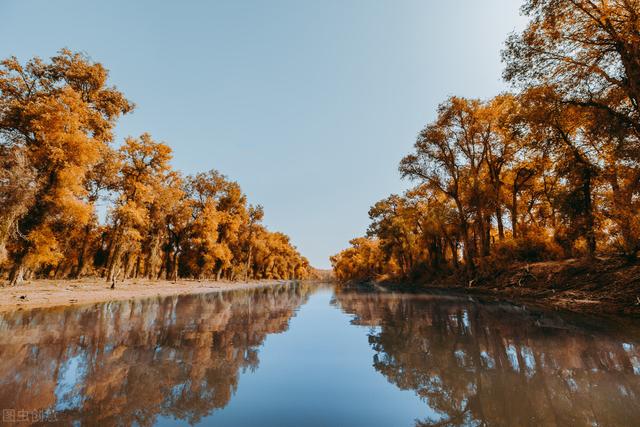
[0,278,296,312]
[373,257,640,317]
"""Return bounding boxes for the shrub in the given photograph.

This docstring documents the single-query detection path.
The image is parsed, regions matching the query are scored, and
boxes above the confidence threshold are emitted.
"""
[491,235,563,264]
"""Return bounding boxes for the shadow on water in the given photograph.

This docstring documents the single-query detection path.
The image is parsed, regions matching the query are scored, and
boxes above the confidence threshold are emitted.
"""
[0,283,313,426]
[333,289,640,426]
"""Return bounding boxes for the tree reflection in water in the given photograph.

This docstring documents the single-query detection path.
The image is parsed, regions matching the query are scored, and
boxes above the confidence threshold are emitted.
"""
[0,283,312,426]
[335,291,640,427]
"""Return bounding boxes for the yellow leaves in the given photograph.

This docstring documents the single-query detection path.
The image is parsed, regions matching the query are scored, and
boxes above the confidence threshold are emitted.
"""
[116,202,149,229]
[209,244,233,268]
[193,201,221,245]
[122,227,144,244]
[24,226,63,268]
[25,89,99,170]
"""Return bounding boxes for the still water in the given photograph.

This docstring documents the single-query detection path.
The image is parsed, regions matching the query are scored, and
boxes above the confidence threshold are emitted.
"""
[0,283,639,426]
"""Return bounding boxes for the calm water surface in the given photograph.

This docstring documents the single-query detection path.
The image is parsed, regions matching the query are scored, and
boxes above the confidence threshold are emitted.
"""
[0,283,639,426]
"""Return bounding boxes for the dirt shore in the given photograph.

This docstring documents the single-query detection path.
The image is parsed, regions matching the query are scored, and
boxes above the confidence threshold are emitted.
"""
[0,278,296,312]
[372,257,640,317]
[466,257,640,316]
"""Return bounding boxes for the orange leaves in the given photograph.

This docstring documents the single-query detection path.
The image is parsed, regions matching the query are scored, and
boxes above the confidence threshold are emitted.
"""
[23,226,63,268]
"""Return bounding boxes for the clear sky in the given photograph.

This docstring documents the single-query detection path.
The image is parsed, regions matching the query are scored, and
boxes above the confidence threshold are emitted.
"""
[1,1,527,269]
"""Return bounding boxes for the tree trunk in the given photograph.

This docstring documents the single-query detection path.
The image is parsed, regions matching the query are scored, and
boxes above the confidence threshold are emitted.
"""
[461,223,475,271]
[495,207,504,240]
[171,251,180,282]
[511,189,518,239]
[7,171,57,284]
[449,239,459,269]
[608,173,638,258]
[8,260,26,286]
[583,168,596,257]
[107,246,122,282]
[454,199,475,271]
[73,224,92,279]
[476,212,490,258]
[244,245,253,281]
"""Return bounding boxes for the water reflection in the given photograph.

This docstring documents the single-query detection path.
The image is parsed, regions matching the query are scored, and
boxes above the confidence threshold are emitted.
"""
[2,285,639,426]
[334,291,640,427]
[0,283,312,426]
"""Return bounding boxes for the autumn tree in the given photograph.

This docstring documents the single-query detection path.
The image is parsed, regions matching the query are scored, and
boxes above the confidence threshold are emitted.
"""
[241,204,264,280]
[105,133,173,281]
[504,0,640,257]
[163,182,194,281]
[0,50,133,285]
[181,171,244,280]
[330,237,388,283]
[400,97,493,270]
[479,94,524,240]
[0,147,36,264]
[519,86,602,255]
[503,0,640,137]
[73,144,122,278]
[368,195,422,276]
[405,186,461,271]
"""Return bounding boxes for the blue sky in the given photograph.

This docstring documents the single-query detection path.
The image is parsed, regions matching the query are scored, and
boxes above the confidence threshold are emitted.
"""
[1,1,527,268]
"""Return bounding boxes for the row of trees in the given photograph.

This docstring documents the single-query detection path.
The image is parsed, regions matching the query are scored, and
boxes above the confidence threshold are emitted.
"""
[0,50,311,285]
[332,0,640,282]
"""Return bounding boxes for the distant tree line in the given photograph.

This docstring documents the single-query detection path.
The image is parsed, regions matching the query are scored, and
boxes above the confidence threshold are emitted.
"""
[0,50,311,285]
[332,0,640,282]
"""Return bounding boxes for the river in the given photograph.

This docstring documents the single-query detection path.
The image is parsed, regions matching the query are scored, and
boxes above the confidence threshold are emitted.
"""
[0,283,638,426]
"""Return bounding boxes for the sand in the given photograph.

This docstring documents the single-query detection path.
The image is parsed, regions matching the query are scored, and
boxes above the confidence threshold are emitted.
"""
[0,278,295,312]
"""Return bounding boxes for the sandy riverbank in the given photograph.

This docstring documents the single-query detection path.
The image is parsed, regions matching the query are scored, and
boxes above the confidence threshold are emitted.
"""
[0,278,297,312]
